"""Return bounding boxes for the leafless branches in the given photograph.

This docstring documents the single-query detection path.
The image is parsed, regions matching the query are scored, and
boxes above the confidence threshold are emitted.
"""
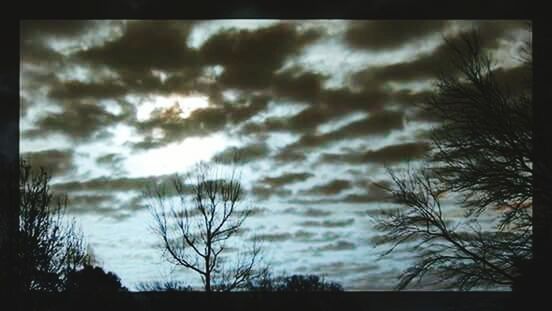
[375,28,533,290]
[146,161,262,292]
[18,159,89,292]
[375,167,530,290]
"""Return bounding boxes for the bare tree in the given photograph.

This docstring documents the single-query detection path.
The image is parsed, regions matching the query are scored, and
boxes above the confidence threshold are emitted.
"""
[18,159,90,292]
[146,162,262,292]
[375,166,531,290]
[374,28,534,290]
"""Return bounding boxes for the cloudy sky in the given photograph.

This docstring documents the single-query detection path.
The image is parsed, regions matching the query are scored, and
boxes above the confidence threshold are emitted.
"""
[20,20,529,290]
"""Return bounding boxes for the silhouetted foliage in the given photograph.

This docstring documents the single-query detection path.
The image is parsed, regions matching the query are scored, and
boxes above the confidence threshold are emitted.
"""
[146,162,263,292]
[65,264,127,293]
[136,280,194,292]
[245,271,343,292]
[17,159,89,292]
[375,28,533,290]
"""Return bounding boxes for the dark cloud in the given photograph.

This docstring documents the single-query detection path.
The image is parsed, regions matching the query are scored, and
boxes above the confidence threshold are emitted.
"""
[48,80,128,100]
[250,185,292,200]
[20,96,30,118]
[342,179,394,203]
[62,192,142,221]
[67,193,114,208]
[493,63,532,95]
[280,110,405,154]
[240,87,397,141]
[253,232,292,242]
[298,218,355,228]
[302,179,351,196]
[354,207,400,217]
[68,21,206,101]
[315,240,357,252]
[281,207,333,217]
[52,174,175,193]
[320,142,431,165]
[76,21,198,75]
[22,100,134,142]
[273,149,307,163]
[199,23,323,90]
[344,20,448,51]
[96,153,125,166]
[292,230,317,241]
[252,230,330,243]
[21,149,75,176]
[260,172,314,188]
[212,141,270,163]
[472,20,528,50]
[21,20,100,39]
[20,40,64,66]
[351,21,526,86]
[271,67,327,102]
[96,153,127,174]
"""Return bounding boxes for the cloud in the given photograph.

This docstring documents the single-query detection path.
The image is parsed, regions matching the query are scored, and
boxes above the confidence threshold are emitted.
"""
[281,207,333,217]
[21,20,100,39]
[131,95,270,150]
[76,21,199,75]
[302,179,351,196]
[48,79,128,100]
[292,230,317,241]
[22,100,133,142]
[273,149,307,163]
[62,192,146,221]
[240,87,397,140]
[271,67,327,102]
[315,240,357,252]
[351,21,526,86]
[21,149,75,176]
[493,63,532,95]
[280,110,405,153]
[249,185,292,200]
[319,142,431,165]
[96,153,125,166]
[253,232,292,242]
[298,218,355,228]
[342,179,394,203]
[344,20,448,51]
[259,172,314,188]
[51,174,175,193]
[252,229,332,243]
[21,20,99,65]
[199,23,323,90]
[211,141,270,163]
[68,193,112,206]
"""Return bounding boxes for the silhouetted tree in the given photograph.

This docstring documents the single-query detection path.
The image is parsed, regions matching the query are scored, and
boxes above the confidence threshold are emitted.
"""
[17,159,89,292]
[246,272,343,292]
[136,280,194,292]
[375,28,534,290]
[146,162,262,292]
[65,264,127,293]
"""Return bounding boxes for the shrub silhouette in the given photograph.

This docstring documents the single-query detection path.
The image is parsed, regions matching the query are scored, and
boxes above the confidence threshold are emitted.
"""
[246,273,343,292]
[65,264,127,293]
[136,280,194,292]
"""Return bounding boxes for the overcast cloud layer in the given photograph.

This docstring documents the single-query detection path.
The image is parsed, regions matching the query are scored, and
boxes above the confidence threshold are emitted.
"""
[20,20,529,290]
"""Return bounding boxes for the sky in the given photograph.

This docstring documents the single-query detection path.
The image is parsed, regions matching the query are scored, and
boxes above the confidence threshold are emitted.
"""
[20,20,529,290]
